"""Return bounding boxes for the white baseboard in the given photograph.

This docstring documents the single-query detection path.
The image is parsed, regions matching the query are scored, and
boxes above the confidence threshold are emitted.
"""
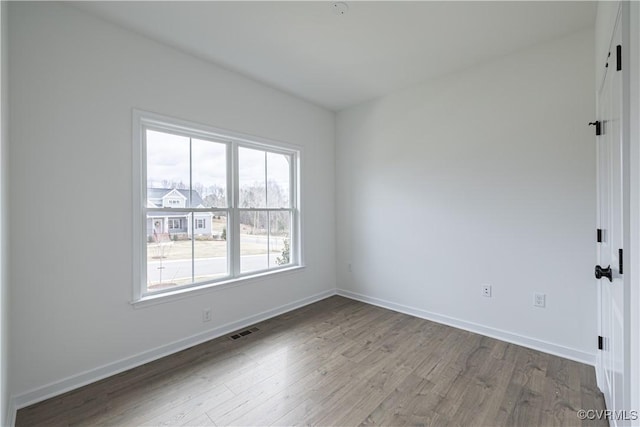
[337,288,596,366]
[6,397,17,427]
[10,289,336,413]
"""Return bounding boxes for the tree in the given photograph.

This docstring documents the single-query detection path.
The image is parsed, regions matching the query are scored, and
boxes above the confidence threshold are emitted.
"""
[276,237,290,265]
[160,180,187,189]
[202,185,226,208]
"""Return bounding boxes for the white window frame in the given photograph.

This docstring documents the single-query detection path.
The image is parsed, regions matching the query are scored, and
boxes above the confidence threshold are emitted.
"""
[195,218,205,229]
[132,110,303,304]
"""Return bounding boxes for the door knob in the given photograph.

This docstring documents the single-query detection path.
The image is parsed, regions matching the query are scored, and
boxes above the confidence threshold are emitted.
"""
[595,265,612,282]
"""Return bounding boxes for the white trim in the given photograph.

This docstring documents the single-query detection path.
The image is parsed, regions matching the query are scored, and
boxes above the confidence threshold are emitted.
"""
[626,0,640,413]
[132,109,303,301]
[134,109,303,153]
[132,109,145,302]
[295,149,304,266]
[11,289,335,411]
[230,142,240,276]
[336,289,596,366]
[131,265,305,309]
[622,1,633,416]
[596,351,605,393]
[6,397,16,427]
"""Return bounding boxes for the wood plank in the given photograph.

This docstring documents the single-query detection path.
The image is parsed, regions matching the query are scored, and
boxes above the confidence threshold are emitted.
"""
[539,357,583,426]
[15,296,607,427]
[180,412,216,426]
[278,347,415,426]
[213,355,357,426]
[140,384,233,426]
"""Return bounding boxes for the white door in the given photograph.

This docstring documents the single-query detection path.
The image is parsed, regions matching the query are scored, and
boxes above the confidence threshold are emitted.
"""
[596,8,626,424]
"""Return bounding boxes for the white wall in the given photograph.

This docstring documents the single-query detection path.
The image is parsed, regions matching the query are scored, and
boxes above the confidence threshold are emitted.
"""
[336,29,596,363]
[595,2,621,91]
[8,2,335,401]
[1,0,10,423]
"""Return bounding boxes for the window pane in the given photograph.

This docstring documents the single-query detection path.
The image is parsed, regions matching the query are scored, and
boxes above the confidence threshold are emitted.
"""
[146,130,190,208]
[240,210,268,273]
[192,138,227,208]
[267,152,291,208]
[146,212,193,290]
[239,147,266,208]
[140,113,300,298]
[270,211,292,266]
[193,212,229,282]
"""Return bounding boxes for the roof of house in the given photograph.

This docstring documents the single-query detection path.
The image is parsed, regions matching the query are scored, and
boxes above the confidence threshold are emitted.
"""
[147,188,204,208]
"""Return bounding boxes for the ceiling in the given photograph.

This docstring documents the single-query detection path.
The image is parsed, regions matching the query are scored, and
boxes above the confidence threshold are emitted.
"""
[75,1,596,111]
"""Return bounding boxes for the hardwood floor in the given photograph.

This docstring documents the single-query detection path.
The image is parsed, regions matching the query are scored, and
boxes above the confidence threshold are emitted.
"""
[16,296,607,426]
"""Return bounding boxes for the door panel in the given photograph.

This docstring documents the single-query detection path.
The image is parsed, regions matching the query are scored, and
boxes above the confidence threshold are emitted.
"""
[597,7,626,423]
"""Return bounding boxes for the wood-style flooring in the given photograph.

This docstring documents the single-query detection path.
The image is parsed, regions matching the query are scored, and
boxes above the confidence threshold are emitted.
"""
[16,296,607,426]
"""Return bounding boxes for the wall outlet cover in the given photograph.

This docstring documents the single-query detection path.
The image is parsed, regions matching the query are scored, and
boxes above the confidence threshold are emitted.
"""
[481,284,492,297]
[534,293,546,308]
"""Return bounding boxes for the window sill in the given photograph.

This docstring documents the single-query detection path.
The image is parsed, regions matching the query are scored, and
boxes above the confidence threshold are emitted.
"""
[130,265,306,309]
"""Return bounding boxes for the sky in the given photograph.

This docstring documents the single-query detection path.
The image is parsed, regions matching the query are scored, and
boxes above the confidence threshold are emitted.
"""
[146,129,290,201]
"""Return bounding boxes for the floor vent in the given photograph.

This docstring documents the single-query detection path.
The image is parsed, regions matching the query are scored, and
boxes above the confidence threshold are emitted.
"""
[230,327,259,340]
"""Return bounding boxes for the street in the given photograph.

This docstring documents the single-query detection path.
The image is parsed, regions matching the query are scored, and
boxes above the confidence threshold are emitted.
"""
[147,253,281,285]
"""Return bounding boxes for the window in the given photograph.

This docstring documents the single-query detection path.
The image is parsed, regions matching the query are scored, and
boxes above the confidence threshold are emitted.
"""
[133,111,300,299]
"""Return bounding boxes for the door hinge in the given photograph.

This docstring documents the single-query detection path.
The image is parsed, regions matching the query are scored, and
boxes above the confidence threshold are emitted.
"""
[597,229,603,243]
[616,45,622,71]
[589,121,602,136]
[598,335,603,350]
[619,248,623,274]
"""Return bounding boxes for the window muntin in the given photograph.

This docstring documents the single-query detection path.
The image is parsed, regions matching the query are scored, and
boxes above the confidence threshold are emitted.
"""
[136,113,299,298]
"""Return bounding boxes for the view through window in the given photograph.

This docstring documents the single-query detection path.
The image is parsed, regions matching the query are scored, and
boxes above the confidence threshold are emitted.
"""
[139,117,299,296]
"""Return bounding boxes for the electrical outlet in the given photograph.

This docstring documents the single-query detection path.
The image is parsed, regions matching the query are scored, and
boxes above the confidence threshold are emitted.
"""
[481,284,492,297]
[534,293,546,308]
[202,308,212,322]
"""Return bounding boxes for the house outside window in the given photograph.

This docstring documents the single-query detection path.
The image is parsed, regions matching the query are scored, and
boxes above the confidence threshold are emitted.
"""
[133,111,301,301]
